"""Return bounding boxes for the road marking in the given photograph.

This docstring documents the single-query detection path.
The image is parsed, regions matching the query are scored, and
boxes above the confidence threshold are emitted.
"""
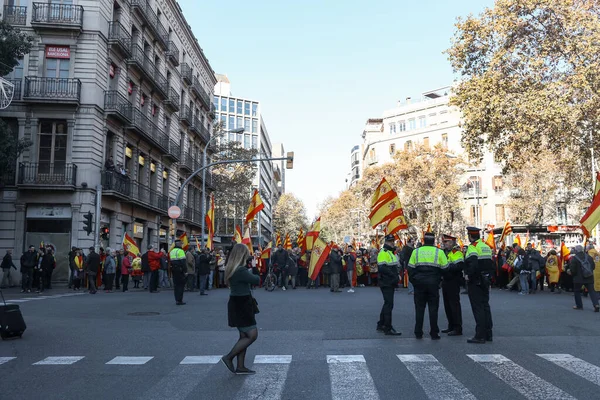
[538,354,600,387]
[106,356,153,365]
[327,355,380,400]
[5,299,28,303]
[34,356,85,365]
[180,356,222,364]
[233,355,292,400]
[468,354,576,400]
[254,355,292,364]
[142,364,217,400]
[0,357,16,365]
[398,354,476,400]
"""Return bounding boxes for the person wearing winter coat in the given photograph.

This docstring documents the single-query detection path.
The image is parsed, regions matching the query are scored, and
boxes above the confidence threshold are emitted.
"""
[526,244,545,293]
[329,247,343,293]
[1,249,17,288]
[285,250,298,290]
[195,249,212,295]
[569,245,599,312]
[186,249,196,292]
[545,250,561,293]
[121,253,132,292]
[344,246,357,293]
[103,248,117,292]
[38,248,55,293]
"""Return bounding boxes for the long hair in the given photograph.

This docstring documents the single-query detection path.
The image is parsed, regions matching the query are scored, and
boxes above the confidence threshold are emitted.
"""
[225,244,250,284]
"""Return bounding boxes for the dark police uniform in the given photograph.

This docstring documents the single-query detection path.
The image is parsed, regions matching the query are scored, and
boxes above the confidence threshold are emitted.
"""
[441,234,464,335]
[169,242,187,305]
[465,227,494,343]
[376,235,401,335]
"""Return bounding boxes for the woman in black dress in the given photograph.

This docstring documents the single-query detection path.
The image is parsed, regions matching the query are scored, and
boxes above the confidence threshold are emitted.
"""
[221,244,260,375]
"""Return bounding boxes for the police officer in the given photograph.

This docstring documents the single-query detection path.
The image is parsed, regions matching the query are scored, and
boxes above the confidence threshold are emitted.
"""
[441,234,464,336]
[407,232,448,340]
[169,239,187,305]
[465,227,494,344]
[376,234,401,336]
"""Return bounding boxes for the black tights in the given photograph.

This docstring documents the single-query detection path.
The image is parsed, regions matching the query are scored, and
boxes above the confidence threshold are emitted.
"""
[225,328,258,369]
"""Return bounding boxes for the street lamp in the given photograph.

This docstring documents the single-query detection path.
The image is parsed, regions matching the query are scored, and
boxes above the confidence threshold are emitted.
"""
[200,127,245,248]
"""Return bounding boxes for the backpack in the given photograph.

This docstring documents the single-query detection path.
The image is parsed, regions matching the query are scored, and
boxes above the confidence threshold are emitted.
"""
[577,255,594,278]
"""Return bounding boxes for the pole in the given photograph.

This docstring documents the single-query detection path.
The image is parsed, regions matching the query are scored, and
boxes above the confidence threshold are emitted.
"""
[94,185,102,251]
[200,136,218,248]
[591,129,599,241]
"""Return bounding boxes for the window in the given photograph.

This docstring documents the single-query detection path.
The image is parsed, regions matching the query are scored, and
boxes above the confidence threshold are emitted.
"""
[236,132,243,142]
[493,175,504,191]
[244,118,250,132]
[236,116,242,129]
[419,116,426,128]
[252,119,257,133]
[38,120,68,173]
[228,115,235,130]
[423,137,429,148]
[220,114,226,126]
[408,119,416,130]
[251,135,258,149]
[404,140,412,151]
[244,134,250,148]
[213,96,218,110]
[229,98,235,113]
[220,97,227,111]
[441,133,448,148]
[237,100,242,114]
[244,101,250,116]
[495,204,505,223]
[46,57,70,79]
[5,58,23,80]
[229,132,235,141]
[389,143,396,154]
[389,122,396,134]
[398,121,406,132]
[252,103,258,117]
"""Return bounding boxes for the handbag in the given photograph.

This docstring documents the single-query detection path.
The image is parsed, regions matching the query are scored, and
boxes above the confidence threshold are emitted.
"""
[250,291,259,314]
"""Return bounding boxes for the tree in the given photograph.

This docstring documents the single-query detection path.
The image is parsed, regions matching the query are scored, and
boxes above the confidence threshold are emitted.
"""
[272,193,309,241]
[447,0,600,194]
[0,20,33,177]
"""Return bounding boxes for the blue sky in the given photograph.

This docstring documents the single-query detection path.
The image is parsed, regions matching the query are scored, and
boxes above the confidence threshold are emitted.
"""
[179,0,493,218]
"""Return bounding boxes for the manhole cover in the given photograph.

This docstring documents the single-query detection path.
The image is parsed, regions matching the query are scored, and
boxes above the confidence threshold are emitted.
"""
[128,312,160,316]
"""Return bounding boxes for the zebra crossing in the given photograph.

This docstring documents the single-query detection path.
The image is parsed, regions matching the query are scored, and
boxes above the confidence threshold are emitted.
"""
[2,292,85,304]
[2,352,599,399]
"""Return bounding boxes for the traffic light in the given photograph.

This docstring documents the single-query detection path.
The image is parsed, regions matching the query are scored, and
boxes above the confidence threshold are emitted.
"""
[83,211,93,236]
[286,152,294,169]
[100,226,110,240]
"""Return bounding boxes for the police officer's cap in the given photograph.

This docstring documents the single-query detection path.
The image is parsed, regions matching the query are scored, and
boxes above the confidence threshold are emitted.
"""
[423,232,435,239]
[466,226,481,235]
[384,234,395,242]
[442,234,456,241]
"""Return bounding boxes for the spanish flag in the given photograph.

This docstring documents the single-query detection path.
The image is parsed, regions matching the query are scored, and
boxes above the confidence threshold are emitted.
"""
[594,171,600,197]
[234,225,243,244]
[385,208,408,235]
[308,237,331,280]
[261,241,272,259]
[169,232,189,252]
[369,191,403,228]
[245,189,265,224]
[580,190,600,237]
[122,233,140,256]
[242,226,253,253]
[371,177,395,209]
[305,217,321,251]
[514,234,522,248]
[485,232,496,252]
[205,193,215,250]
[558,241,571,271]
[284,233,292,250]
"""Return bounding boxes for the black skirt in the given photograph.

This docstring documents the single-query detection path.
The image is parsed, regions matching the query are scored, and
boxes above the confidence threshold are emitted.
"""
[228,295,256,328]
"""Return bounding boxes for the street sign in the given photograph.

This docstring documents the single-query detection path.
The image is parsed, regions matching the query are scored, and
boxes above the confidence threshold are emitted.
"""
[168,205,181,219]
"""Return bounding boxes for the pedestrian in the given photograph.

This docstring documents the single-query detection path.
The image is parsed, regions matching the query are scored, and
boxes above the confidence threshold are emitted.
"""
[345,245,356,293]
[115,249,123,290]
[1,249,17,288]
[441,234,464,336]
[67,246,76,289]
[221,244,260,375]
[72,248,84,291]
[103,248,116,293]
[186,248,196,291]
[141,245,153,290]
[196,248,212,296]
[526,243,545,293]
[169,239,187,305]
[38,247,55,293]
[208,249,217,290]
[85,246,100,294]
[515,249,530,295]
[408,232,448,340]
[569,245,599,312]
[159,249,169,288]
[148,247,162,293]
[588,242,600,294]
[271,244,287,290]
[464,227,494,344]
[401,238,415,292]
[44,246,55,289]
[131,254,142,288]
[329,246,343,293]
[545,249,561,293]
[376,235,402,336]
[285,249,298,290]
[121,252,131,292]
[218,249,226,288]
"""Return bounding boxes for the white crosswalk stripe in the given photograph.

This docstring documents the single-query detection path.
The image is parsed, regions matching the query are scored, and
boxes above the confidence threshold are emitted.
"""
[106,356,154,365]
[34,356,85,365]
[327,355,380,400]
[398,354,476,400]
[234,355,292,400]
[468,354,576,400]
[0,357,16,365]
[180,355,221,364]
[4,292,85,304]
[538,354,600,387]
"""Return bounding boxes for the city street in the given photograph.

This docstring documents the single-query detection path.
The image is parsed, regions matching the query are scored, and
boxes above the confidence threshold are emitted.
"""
[1,285,599,400]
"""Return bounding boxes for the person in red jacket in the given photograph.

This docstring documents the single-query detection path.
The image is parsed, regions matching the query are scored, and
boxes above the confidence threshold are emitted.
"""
[148,248,163,293]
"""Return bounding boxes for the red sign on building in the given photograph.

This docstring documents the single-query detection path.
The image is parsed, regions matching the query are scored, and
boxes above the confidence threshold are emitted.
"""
[46,46,71,59]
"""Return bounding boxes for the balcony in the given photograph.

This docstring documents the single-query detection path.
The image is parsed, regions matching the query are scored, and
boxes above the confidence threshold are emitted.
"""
[179,152,194,172]
[163,87,180,113]
[166,41,179,66]
[181,63,192,85]
[152,67,168,100]
[181,205,203,226]
[130,0,168,49]
[191,77,211,109]
[209,102,216,119]
[165,139,181,162]
[461,186,488,199]
[366,156,379,166]
[191,118,210,144]
[6,79,22,101]
[24,77,81,104]
[3,5,27,25]
[126,44,167,99]
[0,170,16,188]
[101,170,131,199]
[126,107,169,153]
[179,105,192,126]
[18,162,77,189]
[104,91,132,123]
[130,180,168,212]
[31,2,83,31]
[108,21,132,57]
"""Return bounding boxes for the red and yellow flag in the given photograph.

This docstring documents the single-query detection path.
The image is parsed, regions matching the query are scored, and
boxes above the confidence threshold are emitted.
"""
[371,177,395,209]
[234,225,243,244]
[297,228,305,247]
[499,221,513,244]
[594,171,600,197]
[485,232,496,252]
[205,193,215,250]
[245,189,265,224]
[261,241,272,259]
[514,234,522,248]
[457,237,465,249]
[122,233,140,256]
[308,237,331,280]
[284,233,292,250]
[242,226,253,253]
[385,208,408,235]
[580,190,600,237]
[171,232,190,252]
[558,241,571,271]
[369,191,403,228]
[276,232,282,247]
[306,217,321,251]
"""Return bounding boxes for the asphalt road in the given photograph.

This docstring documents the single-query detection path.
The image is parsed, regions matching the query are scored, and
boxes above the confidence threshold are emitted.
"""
[1,284,599,400]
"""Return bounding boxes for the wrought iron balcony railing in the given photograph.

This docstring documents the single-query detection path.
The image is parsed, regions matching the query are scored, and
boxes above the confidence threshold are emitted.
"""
[179,105,192,125]
[166,41,179,66]
[181,63,192,85]
[31,2,83,28]
[163,87,180,112]
[108,21,132,56]
[24,77,81,103]
[18,162,77,187]
[104,91,132,122]
[3,5,27,25]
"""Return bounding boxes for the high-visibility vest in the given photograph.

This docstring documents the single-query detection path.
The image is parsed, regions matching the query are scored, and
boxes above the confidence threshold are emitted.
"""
[447,248,464,265]
[408,246,448,269]
[169,247,185,260]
